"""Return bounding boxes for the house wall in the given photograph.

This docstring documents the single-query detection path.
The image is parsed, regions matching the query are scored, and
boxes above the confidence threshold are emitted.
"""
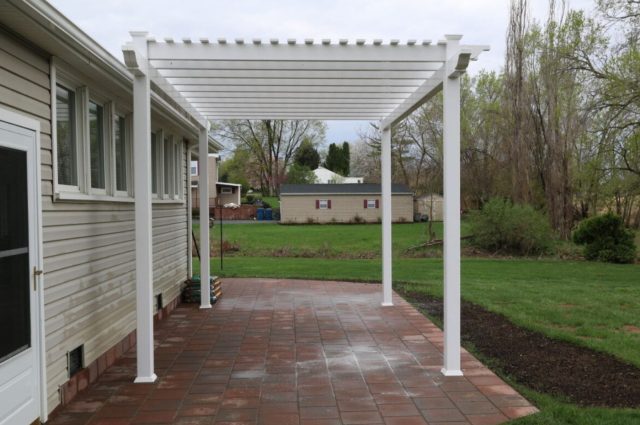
[415,195,444,221]
[190,154,218,208]
[0,28,191,415]
[217,187,241,206]
[280,194,414,223]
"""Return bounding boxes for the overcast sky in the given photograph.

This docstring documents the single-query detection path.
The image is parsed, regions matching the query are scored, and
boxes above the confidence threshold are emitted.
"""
[48,0,595,144]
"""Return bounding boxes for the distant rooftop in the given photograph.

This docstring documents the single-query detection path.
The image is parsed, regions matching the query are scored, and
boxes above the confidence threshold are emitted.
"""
[280,183,413,195]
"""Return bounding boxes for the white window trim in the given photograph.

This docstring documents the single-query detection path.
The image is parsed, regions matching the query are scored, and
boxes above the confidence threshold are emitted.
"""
[367,199,377,209]
[319,199,329,209]
[52,59,140,203]
[51,59,186,204]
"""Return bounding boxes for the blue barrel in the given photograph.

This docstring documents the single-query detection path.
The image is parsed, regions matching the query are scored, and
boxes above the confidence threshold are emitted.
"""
[265,208,272,220]
[256,208,264,220]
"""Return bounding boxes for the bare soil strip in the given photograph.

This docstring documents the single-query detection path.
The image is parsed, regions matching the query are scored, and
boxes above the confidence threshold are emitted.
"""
[398,289,640,408]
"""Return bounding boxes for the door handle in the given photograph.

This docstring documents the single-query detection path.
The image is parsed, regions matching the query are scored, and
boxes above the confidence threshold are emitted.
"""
[33,267,43,291]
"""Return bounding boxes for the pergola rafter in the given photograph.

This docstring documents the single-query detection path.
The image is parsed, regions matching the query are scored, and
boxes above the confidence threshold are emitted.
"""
[122,33,488,384]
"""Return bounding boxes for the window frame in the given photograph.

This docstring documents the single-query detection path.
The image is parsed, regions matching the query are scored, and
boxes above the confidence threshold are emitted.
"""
[366,199,377,209]
[51,60,185,204]
[87,98,109,195]
[113,112,132,198]
[318,199,329,209]
[53,82,80,193]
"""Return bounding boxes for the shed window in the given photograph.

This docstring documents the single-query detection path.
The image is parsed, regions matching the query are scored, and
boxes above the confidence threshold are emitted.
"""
[316,199,331,209]
[55,85,77,186]
[221,187,232,194]
[365,199,379,209]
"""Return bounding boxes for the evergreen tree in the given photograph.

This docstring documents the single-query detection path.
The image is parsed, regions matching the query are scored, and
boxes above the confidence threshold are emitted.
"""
[324,142,351,176]
[294,139,321,169]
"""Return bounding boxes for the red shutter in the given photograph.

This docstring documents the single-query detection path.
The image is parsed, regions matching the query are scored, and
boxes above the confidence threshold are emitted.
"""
[315,200,319,209]
[328,200,332,209]
[375,199,379,209]
[364,199,368,209]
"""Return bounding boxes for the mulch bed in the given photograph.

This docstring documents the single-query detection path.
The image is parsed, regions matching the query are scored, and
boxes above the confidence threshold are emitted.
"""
[398,289,640,408]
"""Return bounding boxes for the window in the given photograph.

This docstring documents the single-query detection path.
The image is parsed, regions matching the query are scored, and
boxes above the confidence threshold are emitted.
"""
[89,101,105,189]
[221,187,232,194]
[163,137,172,197]
[52,63,185,202]
[317,199,330,209]
[55,85,77,186]
[114,115,127,192]
[191,161,198,176]
[365,199,379,209]
[174,144,181,198]
[151,133,158,194]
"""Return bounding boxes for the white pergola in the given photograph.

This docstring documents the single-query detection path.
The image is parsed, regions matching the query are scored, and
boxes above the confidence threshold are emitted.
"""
[122,33,488,383]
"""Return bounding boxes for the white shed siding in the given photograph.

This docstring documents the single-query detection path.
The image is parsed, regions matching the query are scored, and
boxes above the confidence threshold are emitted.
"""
[0,28,191,414]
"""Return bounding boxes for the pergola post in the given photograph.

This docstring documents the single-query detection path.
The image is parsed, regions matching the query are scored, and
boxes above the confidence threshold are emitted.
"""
[131,31,156,383]
[442,35,463,377]
[198,124,212,309]
[381,126,393,306]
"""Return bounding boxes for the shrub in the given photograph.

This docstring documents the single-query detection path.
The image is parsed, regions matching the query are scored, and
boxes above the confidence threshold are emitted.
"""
[352,214,365,224]
[573,213,637,263]
[468,198,553,256]
[245,194,255,203]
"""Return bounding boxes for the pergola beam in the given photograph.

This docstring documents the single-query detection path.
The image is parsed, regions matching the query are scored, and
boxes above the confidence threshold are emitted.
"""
[150,59,445,72]
[380,44,489,130]
[148,42,449,62]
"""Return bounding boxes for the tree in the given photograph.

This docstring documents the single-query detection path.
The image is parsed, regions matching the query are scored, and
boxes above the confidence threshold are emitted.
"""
[341,142,351,176]
[214,120,325,196]
[324,142,351,176]
[218,148,252,193]
[286,163,317,184]
[294,139,321,169]
[505,0,532,203]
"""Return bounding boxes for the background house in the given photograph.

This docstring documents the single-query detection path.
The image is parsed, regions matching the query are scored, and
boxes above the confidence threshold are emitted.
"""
[191,156,242,207]
[280,183,414,223]
[313,166,364,184]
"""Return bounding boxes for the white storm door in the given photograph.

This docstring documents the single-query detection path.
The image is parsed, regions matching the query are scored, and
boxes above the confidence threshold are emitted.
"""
[0,119,41,425]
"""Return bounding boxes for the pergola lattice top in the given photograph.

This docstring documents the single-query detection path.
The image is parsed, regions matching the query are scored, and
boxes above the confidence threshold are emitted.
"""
[123,35,488,128]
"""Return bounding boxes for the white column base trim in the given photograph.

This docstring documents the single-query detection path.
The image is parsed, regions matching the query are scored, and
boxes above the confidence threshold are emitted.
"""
[134,373,158,383]
[441,368,463,377]
[200,304,212,309]
[381,302,394,307]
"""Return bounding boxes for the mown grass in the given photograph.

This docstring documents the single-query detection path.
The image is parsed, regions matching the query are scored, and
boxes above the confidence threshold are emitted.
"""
[198,221,472,257]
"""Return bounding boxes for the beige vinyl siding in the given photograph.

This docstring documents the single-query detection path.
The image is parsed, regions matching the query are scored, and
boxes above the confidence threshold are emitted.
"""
[280,194,414,223]
[42,145,189,413]
[1,28,191,413]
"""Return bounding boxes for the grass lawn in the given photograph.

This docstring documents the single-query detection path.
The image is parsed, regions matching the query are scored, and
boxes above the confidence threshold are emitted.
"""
[199,221,470,257]
[193,222,640,423]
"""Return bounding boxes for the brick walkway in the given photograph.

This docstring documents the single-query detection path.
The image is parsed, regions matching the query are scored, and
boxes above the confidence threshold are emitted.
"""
[48,278,538,425]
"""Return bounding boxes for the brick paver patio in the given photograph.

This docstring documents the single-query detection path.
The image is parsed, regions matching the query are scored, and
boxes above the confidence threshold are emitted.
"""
[47,278,538,425]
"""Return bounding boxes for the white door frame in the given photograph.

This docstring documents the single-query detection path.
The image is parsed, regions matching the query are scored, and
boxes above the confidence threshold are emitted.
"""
[0,106,47,422]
